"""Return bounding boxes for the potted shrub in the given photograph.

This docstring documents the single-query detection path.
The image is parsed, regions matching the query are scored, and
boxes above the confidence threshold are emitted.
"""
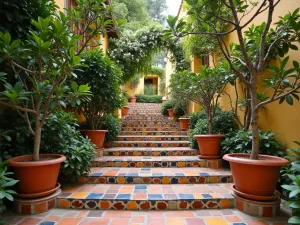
[76,49,123,149]
[0,16,91,198]
[161,100,175,117]
[128,75,140,103]
[166,1,300,199]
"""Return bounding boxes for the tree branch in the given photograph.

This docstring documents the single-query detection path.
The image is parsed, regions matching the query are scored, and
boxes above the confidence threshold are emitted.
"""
[0,101,37,114]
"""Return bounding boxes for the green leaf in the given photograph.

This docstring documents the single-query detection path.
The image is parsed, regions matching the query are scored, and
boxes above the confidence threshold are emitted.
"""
[289,216,300,224]
[289,201,300,209]
[289,189,300,198]
[286,95,294,105]
[3,179,18,187]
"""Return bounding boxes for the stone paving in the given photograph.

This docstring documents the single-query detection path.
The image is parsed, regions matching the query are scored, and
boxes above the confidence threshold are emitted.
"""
[2,208,289,225]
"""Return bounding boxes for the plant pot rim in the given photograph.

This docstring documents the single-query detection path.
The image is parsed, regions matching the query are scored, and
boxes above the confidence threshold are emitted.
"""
[167,108,174,111]
[223,153,289,166]
[179,117,190,120]
[130,96,136,99]
[8,154,66,167]
[80,130,108,133]
[194,134,225,138]
[123,106,129,109]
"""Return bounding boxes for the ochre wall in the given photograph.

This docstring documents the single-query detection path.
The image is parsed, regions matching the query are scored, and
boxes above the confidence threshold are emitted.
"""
[124,75,161,96]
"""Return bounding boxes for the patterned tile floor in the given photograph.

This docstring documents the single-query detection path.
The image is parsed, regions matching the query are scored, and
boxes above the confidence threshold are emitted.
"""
[1,208,289,225]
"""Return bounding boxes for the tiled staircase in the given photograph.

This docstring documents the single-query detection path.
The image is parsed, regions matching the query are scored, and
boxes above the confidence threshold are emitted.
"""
[57,103,234,210]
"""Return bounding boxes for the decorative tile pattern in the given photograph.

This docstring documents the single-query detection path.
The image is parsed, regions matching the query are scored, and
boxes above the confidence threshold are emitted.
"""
[116,135,189,142]
[103,147,198,156]
[121,127,182,131]
[57,184,234,210]
[119,131,188,136]
[107,141,190,148]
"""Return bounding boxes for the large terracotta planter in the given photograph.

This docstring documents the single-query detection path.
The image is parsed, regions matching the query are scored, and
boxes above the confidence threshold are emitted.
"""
[179,118,190,131]
[194,134,225,159]
[8,154,66,198]
[167,108,174,117]
[130,97,136,103]
[223,153,289,199]
[122,106,129,117]
[81,130,108,148]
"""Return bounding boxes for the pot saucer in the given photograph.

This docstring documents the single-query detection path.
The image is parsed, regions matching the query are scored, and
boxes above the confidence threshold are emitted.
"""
[16,183,61,199]
[232,185,280,201]
[199,155,221,159]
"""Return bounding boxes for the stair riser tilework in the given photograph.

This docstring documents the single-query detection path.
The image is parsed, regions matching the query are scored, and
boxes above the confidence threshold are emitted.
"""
[121,127,182,131]
[57,198,234,210]
[116,137,189,141]
[103,150,198,156]
[92,161,206,168]
[78,175,233,184]
[106,142,190,148]
[119,131,188,135]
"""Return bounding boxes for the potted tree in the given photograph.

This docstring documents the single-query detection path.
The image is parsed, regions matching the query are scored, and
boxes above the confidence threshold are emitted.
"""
[170,72,190,130]
[121,90,130,117]
[76,49,123,149]
[167,1,300,199]
[0,16,92,198]
[172,68,226,158]
[128,75,140,103]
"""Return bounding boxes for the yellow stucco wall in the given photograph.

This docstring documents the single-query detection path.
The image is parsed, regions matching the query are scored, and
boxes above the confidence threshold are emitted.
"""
[217,0,300,149]
[124,75,161,96]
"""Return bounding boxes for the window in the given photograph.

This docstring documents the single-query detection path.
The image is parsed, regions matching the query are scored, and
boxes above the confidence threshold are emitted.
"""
[202,56,210,67]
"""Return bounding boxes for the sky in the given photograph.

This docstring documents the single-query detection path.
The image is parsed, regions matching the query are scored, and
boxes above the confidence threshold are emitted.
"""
[166,0,182,16]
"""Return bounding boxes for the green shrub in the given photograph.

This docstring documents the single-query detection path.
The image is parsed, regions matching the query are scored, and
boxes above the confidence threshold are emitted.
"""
[101,114,121,142]
[189,111,207,129]
[0,161,18,213]
[221,130,284,156]
[144,84,157,95]
[161,100,175,115]
[190,110,238,149]
[135,94,162,103]
[173,103,185,117]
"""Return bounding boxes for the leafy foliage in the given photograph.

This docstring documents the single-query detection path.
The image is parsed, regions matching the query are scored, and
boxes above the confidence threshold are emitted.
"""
[0,15,92,160]
[221,130,284,156]
[190,110,237,149]
[188,111,207,130]
[0,161,18,213]
[128,75,141,94]
[0,0,57,40]
[161,100,175,116]
[173,103,185,117]
[144,84,157,95]
[76,49,123,130]
[282,160,300,224]
[146,0,167,24]
[135,94,162,103]
[150,66,165,78]
[100,114,121,142]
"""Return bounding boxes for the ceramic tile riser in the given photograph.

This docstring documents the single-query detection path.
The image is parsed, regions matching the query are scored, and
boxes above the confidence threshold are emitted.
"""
[57,103,234,211]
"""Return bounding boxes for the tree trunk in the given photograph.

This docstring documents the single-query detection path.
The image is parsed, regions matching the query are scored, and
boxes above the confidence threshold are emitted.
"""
[249,74,259,160]
[208,110,213,135]
[33,114,41,161]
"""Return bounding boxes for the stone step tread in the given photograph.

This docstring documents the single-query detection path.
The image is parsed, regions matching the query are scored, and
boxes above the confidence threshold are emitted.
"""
[58,183,234,201]
[87,167,232,176]
[104,147,194,151]
[119,131,188,134]
[94,156,200,162]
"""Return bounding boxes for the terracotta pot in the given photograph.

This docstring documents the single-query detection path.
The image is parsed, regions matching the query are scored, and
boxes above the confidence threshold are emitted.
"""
[179,118,190,131]
[223,153,289,198]
[162,99,166,103]
[81,130,108,148]
[194,134,225,159]
[8,154,66,198]
[130,97,136,103]
[167,108,174,117]
[122,106,129,117]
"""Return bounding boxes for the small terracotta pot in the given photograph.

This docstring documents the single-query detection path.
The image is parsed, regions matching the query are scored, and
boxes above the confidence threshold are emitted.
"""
[167,108,174,117]
[8,154,66,198]
[223,153,289,198]
[130,97,136,103]
[162,100,166,103]
[179,118,190,131]
[81,130,108,148]
[194,134,225,159]
[122,106,129,117]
